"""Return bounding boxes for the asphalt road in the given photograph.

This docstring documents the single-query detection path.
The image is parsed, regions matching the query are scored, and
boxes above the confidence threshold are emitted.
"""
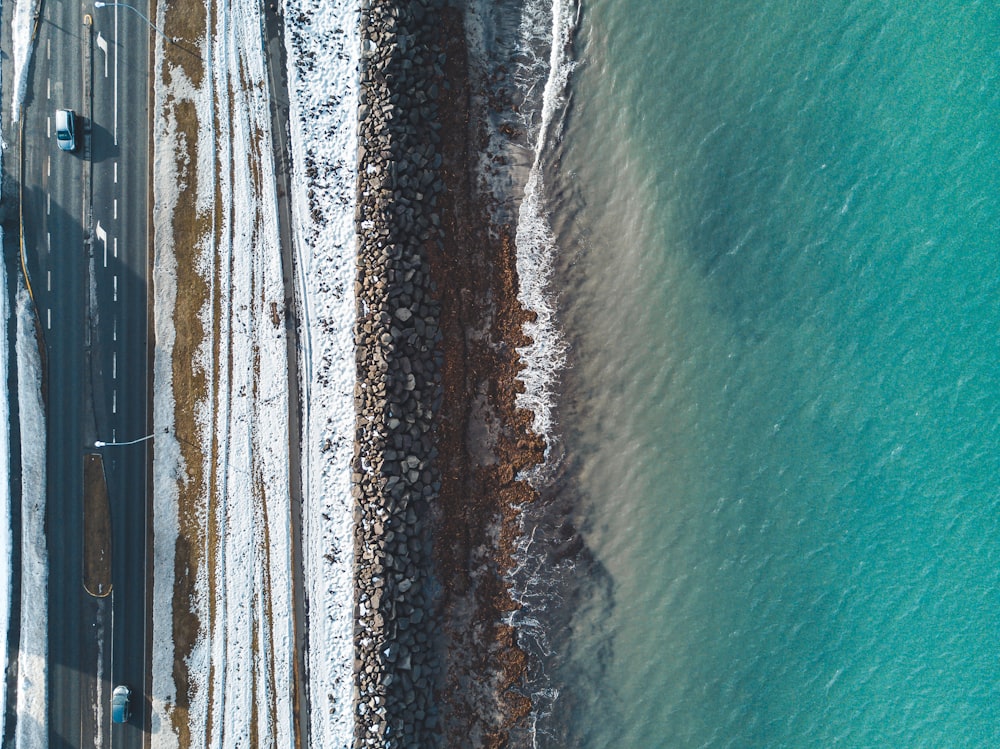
[19,2,150,746]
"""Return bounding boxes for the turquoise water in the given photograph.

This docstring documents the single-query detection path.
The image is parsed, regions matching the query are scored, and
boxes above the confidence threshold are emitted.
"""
[536,0,1000,746]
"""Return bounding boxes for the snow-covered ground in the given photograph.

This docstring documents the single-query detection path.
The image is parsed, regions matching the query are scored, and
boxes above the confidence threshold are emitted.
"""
[282,0,359,743]
[9,0,33,124]
[14,286,46,749]
[150,0,294,744]
[8,1,50,745]
[150,0,358,746]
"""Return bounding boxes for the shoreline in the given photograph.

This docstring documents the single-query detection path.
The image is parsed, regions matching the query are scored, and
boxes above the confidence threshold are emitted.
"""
[153,0,547,743]
[354,0,545,745]
[431,6,546,744]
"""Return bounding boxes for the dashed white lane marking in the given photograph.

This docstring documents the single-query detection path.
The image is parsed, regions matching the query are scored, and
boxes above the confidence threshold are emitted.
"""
[113,198,118,220]
[47,309,51,330]
[46,37,50,60]
[47,193,50,215]
[47,116,50,138]
[113,352,117,380]
[46,232,50,252]
[114,237,118,258]
[112,390,117,415]
[113,275,118,302]
[47,270,51,292]
[114,162,118,184]
[113,318,117,342]
[47,78,50,99]
[47,156,50,177]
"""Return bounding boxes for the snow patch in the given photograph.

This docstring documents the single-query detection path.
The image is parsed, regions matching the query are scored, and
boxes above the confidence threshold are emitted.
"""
[10,0,35,123]
[149,18,184,745]
[147,0,359,744]
[14,286,47,749]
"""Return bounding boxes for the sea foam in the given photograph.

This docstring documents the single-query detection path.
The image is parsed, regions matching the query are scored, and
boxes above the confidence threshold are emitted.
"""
[513,0,579,451]
[484,0,583,744]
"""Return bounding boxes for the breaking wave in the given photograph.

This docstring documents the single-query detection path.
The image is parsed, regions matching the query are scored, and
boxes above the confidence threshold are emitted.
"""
[512,0,579,444]
[468,0,616,745]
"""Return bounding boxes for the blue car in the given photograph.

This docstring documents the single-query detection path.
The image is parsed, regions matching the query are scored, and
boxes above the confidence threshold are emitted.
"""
[112,685,131,724]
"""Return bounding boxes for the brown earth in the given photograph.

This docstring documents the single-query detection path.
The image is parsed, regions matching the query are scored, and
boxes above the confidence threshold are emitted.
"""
[160,3,209,747]
[83,453,112,597]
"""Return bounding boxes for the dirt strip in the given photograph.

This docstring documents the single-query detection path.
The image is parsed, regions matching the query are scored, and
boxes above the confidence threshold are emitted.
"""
[160,3,208,746]
[83,453,112,597]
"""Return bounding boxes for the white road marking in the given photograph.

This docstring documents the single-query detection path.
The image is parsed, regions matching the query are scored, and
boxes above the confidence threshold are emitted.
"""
[97,32,109,78]
[47,270,51,291]
[96,221,108,268]
[47,156,50,177]
[113,352,117,379]
[46,78,50,99]
[113,10,119,145]
[114,237,118,258]
[114,198,118,220]
[46,232,50,252]
[114,317,117,342]
[113,390,117,414]
[47,309,51,330]
[46,37,50,60]
[114,161,118,184]
[114,275,118,302]
[47,193,50,215]
[47,116,51,137]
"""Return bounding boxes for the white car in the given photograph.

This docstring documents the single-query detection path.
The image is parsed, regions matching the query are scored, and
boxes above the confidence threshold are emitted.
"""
[55,108,76,152]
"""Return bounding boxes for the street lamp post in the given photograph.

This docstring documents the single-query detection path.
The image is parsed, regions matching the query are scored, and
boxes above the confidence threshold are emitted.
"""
[94,433,157,448]
[93,1,175,44]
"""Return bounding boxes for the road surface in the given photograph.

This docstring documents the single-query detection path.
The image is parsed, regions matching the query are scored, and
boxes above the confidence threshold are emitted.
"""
[18,1,151,746]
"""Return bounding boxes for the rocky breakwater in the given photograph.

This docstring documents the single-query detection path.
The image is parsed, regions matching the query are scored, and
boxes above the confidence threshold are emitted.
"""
[352,0,447,746]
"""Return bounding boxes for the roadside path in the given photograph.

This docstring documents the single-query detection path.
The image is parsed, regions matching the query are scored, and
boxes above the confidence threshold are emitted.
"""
[262,5,310,748]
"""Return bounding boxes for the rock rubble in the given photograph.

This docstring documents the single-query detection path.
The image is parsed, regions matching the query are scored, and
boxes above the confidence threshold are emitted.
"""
[353,0,448,745]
